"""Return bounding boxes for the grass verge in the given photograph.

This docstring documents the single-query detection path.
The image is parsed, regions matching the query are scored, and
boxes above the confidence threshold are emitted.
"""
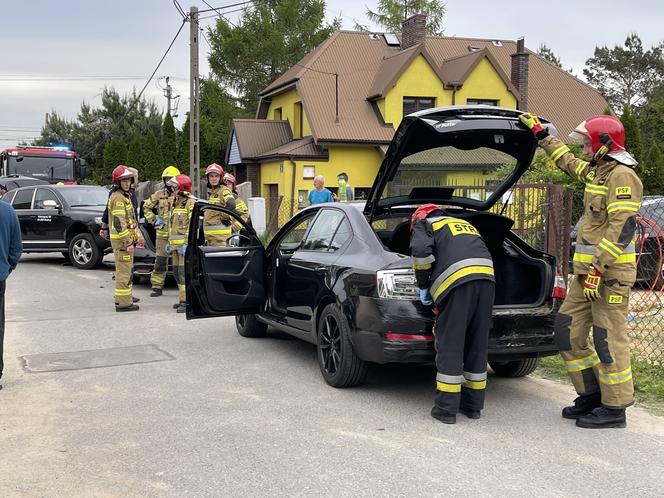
[536,355,664,415]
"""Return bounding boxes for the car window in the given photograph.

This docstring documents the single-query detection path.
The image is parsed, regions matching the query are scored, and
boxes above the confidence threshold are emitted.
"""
[34,188,59,209]
[302,209,345,251]
[279,216,313,247]
[328,217,352,251]
[1,190,16,204]
[12,188,35,210]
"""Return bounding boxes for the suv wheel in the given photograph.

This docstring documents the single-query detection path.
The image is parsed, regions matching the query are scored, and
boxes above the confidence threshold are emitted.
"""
[489,358,540,378]
[235,314,268,338]
[316,303,367,387]
[69,233,103,269]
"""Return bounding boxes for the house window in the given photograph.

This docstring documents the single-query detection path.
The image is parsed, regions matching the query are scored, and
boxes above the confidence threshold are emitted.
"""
[466,98,499,106]
[274,107,282,120]
[302,165,315,179]
[294,101,303,138]
[403,97,435,116]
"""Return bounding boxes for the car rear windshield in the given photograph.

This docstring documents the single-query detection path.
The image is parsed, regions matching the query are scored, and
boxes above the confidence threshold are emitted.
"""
[56,187,109,206]
[379,145,516,204]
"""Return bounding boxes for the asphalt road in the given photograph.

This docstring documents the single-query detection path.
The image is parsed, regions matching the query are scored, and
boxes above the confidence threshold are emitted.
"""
[1,254,663,497]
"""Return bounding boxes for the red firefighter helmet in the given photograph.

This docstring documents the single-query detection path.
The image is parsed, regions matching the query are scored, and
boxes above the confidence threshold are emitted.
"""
[223,172,237,190]
[410,204,442,231]
[112,165,134,183]
[205,163,224,176]
[175,174,192,194]
[569,115,625,153]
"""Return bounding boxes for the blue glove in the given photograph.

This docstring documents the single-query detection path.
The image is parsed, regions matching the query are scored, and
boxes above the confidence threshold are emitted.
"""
[419,288,433,306]
[165,243,172,255]
[154,216,164,227]
[178,243,188,256]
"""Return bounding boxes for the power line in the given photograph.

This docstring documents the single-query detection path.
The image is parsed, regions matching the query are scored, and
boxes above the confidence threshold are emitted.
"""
[292,62,337,76]
[196,0,253,15]
[0,75,188,82]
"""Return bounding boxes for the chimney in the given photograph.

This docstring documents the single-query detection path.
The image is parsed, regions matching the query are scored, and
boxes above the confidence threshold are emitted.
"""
[401,14,426,50]
[510,37,529,110]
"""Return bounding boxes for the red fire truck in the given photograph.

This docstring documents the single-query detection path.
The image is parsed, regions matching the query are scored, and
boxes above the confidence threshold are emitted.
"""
[0,146,88,183]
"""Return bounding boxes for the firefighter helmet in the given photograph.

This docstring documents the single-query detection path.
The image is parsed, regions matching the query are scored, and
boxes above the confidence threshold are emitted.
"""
[569,115,625,153]
[223,172,237,190]
[205,163,224,176]
[112,165,134,183]
[162,165,180,179]
[410,204,442,231]
[175,174,192,194]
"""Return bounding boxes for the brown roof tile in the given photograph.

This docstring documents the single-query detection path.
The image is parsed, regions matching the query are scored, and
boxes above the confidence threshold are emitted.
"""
[229,119,292,159]
[257,136,328,161]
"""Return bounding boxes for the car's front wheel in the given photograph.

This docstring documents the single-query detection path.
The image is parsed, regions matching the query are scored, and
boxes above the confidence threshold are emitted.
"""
[235,314,267,338]
[316,303,367,387]
[489,358,540,377]
[69,233,103,269]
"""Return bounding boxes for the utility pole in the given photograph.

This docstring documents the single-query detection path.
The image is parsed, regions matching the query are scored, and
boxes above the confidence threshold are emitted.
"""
[165,76,172,115]
[189,6,201,197]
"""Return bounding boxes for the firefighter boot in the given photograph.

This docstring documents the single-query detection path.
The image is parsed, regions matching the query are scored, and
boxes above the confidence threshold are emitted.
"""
[431,406,456,425]
[460,408,481,419]
[176,302,187,313]
[116,304,140,312]
[173,302,181,309]
[562,392,602,419]
[576,407,626,429]
[150,288,163,297]
[133,297,140,303]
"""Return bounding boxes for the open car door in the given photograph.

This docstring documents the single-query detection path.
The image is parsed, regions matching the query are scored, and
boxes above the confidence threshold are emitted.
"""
[185,201,265,319]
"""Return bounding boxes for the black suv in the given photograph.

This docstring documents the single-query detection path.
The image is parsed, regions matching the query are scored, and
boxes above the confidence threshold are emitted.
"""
[1,185,111,269]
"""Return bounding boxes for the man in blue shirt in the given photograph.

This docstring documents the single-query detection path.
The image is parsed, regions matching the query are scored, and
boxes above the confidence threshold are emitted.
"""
[307,175,334,205]
[0,198,22,388]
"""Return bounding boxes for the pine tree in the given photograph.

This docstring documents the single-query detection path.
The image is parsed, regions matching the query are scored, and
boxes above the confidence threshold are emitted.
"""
[621,104,643,162]
[161,113,177,167]
[102,136,128,183]
[126,136,143,170]
[142,130,164,181]
[643,141,664,195]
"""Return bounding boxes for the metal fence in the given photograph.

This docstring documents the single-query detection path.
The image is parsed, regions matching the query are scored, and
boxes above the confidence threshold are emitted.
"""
[264,187,664,365]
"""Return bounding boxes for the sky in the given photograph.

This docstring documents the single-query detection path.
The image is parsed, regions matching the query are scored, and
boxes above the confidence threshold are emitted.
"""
[1,0,662,148]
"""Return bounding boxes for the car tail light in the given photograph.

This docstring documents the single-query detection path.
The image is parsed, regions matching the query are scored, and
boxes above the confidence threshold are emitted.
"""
[385,332,434,341]
[377,269,419,300]
[553,269,567,300]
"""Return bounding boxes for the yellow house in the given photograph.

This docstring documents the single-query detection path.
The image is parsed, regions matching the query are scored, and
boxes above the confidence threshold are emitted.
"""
[226,15,608,217]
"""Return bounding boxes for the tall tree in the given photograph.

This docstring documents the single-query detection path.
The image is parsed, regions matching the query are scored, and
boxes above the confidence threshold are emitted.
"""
[207,0,340,112]
[584,34,664,110]
[643,141,664,195]
[621,104,643,163]
[142,130,164,181]
[34,111,75,147]
[161,113,178,167]
[126,136,144,170]
[102,136,128,184]
[537,44,562,68]
[364,0,445,35]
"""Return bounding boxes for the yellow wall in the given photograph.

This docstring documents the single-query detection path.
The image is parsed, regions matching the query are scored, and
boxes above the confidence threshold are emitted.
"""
[455,58,517,108]
[266,87,312,137]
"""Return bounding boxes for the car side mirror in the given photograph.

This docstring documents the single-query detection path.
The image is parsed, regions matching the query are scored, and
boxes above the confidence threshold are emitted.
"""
[43,199,59,209]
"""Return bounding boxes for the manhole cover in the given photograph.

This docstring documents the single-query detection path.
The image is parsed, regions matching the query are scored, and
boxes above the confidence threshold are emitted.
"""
[21,344,175,373]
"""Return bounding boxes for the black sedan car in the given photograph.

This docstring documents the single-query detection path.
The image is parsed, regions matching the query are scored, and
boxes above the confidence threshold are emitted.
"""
[185,106,563,387]
[2,184,111,269]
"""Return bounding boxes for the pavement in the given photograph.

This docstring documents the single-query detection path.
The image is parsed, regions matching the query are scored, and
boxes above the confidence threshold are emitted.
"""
[1,254,663,497]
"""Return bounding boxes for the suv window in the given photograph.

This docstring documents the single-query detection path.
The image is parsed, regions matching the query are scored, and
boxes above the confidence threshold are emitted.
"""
[329,218,352,251]
[1,190,16,205]
[12,188,35,210]
[34,188,59,209]
[302,209,345,251]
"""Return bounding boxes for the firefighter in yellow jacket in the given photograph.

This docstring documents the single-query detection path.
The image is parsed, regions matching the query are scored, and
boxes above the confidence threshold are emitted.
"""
[222,172,251,234]
[166,174,196,313]
[520,113,642,429]
[108,165,141,312]
[143,166,179,297]
[203,163,235,246]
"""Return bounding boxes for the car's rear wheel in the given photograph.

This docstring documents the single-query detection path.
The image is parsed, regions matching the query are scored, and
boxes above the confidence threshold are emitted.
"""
[69,233,103,269]
[235,314,267,338]
[489,358,540,377]
[316,304,367,387]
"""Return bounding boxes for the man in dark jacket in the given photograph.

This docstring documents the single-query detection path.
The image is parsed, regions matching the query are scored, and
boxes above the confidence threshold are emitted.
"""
[410,204,495,424]
[0,197,23,388]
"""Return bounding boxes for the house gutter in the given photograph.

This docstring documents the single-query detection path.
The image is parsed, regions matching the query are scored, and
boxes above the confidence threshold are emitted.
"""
[449,82,462,105]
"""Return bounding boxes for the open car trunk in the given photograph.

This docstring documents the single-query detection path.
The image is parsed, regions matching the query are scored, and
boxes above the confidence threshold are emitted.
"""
[374,211,554,308]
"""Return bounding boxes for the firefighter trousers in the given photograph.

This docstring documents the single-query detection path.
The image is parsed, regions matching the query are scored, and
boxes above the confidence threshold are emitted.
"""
[150,237,169,289]
[205,233,231,247]
[554,275,634,408]
[433,279,495,414]
[114,247,134,308]
[172,250,186,303]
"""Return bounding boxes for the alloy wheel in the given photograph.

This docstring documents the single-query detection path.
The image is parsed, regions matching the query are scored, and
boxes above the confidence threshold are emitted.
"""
[319,314,342,375]
[72,238,93,265]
